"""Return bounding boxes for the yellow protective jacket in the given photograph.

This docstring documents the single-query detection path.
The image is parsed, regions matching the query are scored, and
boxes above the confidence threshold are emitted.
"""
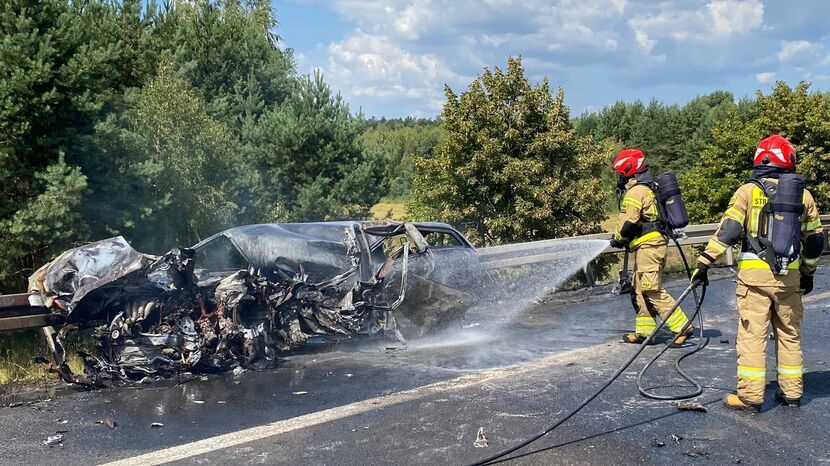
[698,178,824,288]
[614,177,666,250]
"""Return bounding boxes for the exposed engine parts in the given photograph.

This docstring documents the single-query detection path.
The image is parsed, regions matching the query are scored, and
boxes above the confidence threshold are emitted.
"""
[27,222,477,386]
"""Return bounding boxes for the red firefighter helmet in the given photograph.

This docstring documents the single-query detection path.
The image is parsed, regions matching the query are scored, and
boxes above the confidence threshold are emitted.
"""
[612,149,646,177]
[754,134,796,170]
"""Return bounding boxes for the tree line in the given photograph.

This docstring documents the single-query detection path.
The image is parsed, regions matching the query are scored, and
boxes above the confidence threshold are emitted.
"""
[407,61,830,247]
[1,0,386,291]
[3,1,830,293]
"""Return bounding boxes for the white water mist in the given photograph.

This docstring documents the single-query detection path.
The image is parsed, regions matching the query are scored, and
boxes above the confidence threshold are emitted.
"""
[400,238,610,361]
[469,238,609,322]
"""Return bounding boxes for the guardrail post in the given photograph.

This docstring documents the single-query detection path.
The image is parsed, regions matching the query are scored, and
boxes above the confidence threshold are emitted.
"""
[583,262,596,287]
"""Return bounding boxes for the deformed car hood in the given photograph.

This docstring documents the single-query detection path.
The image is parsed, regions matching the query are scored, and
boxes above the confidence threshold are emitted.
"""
[26,222,474,387]
[28,236,156,315]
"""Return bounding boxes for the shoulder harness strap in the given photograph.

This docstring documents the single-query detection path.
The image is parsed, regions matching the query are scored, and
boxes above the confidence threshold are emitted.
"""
[642,181,670,237]
[744,178,778,271]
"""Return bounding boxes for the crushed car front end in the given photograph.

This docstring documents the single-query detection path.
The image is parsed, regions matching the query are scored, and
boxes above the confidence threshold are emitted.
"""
[27,222,479,386]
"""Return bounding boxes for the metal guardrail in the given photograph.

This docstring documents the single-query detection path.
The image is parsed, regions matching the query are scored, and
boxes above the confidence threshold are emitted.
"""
[477,214,830,270]
[0,293,56,331]
[0,216,827,332]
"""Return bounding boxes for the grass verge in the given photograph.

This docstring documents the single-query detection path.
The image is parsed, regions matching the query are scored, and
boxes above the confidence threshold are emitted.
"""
[370,201,407,220]
[0,330,85,387]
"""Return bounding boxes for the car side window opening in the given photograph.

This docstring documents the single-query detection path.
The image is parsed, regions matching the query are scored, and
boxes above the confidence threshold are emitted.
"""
[194,235,249,274]
[381,234,417,257]
[422,231,463,249]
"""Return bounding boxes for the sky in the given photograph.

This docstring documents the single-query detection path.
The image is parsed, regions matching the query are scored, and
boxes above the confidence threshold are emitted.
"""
[274,0,830,118]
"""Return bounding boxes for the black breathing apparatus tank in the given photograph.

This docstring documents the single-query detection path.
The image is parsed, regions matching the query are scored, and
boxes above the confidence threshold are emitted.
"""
[655,171,690,232]
[617,170,691,240]
[758,174,805,274]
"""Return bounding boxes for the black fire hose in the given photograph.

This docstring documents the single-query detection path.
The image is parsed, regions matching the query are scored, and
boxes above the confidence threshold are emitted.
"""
[469,243,708,466]
[636,236,709,400]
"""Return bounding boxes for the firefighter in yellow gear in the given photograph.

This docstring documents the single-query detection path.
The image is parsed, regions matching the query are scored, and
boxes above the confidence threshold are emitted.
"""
[693,135,825,411]
[610,149,692,345]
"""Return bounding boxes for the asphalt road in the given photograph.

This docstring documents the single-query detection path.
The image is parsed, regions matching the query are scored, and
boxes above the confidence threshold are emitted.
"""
[2,267,830,465]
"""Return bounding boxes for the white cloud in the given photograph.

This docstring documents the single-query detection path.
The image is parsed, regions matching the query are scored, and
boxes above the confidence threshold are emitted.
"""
[323,30,461,114]
[328,0,628,51]
[756,72,776,84]
[776,40,824,64]
[316,0,634,115]
[295,0,830,116]
[392,4,434,40]
[708,0,764,35]
[634,30,655,54]
[629,0,763,46]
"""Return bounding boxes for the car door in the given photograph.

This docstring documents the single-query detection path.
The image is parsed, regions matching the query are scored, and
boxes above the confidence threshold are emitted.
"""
[416,227,481,292]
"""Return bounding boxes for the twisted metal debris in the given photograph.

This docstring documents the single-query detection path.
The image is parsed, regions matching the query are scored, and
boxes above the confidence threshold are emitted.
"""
[27,222,477,386]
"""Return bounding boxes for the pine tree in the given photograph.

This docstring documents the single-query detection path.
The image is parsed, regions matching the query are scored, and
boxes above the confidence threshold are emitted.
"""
[0,0,137,290]
[245,71,383,222]
[0,159,88,290]
[360,120,443,200]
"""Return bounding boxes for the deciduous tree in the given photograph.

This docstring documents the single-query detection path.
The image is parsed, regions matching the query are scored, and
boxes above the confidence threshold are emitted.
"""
[93,65,240,250]
[409,57,610,246]
[683,81,830,222]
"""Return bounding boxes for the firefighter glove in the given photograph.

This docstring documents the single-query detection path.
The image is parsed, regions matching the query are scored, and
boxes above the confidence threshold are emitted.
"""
[690,264,709,286]
[800,275,814,295]
[609,236,625,249]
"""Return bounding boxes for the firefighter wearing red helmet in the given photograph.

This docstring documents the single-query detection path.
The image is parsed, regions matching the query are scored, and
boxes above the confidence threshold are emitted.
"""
[610,149,693,345]
[693,134,825,411]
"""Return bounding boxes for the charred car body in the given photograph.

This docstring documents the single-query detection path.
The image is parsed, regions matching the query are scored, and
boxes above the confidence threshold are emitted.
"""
[27,221,480,386]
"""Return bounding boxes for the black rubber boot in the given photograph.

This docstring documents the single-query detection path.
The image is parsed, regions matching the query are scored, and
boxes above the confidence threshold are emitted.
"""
[776,389,801,407]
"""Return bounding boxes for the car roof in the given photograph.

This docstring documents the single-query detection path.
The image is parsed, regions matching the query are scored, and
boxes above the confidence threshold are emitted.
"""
[191,221,471,273]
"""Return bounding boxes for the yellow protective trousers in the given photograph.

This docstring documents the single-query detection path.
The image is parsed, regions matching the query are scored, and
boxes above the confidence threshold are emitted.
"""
[735,283,804,404]
[632,241,690,337]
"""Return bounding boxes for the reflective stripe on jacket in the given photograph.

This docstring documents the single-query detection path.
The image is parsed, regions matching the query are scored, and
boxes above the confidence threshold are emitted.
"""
[614,180,665,250]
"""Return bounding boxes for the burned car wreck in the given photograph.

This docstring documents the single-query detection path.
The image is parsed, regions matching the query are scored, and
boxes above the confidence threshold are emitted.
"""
[27,221,480,386]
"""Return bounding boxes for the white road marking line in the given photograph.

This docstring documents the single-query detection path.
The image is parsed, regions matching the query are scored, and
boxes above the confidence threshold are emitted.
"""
[804,290,830,304]
[100,344,602,466]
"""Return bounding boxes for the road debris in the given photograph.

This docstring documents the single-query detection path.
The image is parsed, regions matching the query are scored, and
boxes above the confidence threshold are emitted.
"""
[56,419,68,424]
[28,222,474,387]
[292,391,308,396]
[671,434,684,444]
[150,422,164,428]
[652,439,666,447]
[474,427,489,448]
[43,434,64,446]
[683,448,711,458]
[676,401,708,412]
[97,418,118,429]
